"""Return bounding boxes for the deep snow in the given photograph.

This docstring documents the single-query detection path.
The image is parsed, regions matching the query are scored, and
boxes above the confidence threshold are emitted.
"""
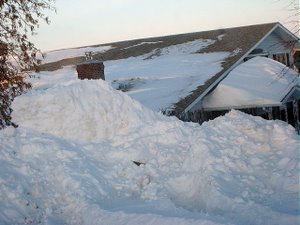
[203,56,299,110]
[0,74,298,224]
[40,39,231,112]
[106,39,230,111]
[0,40,299,225]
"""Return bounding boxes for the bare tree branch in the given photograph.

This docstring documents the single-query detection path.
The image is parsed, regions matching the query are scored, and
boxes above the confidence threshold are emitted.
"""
[0,0,55,129]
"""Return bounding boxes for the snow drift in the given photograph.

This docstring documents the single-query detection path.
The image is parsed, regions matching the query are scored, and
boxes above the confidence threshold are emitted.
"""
[203,56,298,109]
[1,78,299,225]
[12,79,160,142]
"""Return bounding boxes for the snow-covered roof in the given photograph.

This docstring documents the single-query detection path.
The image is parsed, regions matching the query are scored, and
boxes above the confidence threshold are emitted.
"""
[106,39,229,111]
[39,23,283,113]
[202,57,299,110]
[38,23,298,115]
[184,22,299,113]
[41,45,113,63]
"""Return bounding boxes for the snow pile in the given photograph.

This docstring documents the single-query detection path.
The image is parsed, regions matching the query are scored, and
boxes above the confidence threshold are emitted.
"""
[1,78,298,224]
[12,79,159,142]
[203,56,298,110]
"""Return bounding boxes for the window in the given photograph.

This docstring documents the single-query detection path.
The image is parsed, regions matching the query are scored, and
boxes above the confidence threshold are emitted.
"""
[244,49,268,62]
[272,53,290,67]
[286,53,290,66]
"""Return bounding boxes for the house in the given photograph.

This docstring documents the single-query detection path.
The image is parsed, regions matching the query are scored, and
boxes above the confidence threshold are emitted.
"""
[201,56,299,127]
[174,22,299,127]
[294,41,300,71]
[39,22,299,126]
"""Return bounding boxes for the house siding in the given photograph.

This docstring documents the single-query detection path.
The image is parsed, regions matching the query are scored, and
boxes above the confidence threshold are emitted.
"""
[257,33,294,66]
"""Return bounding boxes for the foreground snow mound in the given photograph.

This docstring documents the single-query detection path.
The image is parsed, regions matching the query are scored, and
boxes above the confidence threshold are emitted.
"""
[12,79,164,142]
[167,111,299,222]
[2,79,299,225]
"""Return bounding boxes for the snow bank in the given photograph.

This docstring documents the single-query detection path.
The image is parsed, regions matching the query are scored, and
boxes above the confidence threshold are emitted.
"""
[12,79,160,142]
[203,56,298,109]
[2,78,298,224]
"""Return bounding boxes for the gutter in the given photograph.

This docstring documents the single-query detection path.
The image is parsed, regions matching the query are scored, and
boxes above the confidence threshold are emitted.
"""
[202,103,283,112]
[281,85,299,103]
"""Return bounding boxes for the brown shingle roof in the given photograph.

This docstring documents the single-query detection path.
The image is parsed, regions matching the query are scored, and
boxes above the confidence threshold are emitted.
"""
[39,22,280,113]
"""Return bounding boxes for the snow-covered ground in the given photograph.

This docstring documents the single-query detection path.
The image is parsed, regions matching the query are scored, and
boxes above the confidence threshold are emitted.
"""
[0,70,299,224]
[1,40,299,224]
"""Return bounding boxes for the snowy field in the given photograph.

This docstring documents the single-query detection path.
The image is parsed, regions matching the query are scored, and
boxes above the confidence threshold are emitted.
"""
[0,40,299,224]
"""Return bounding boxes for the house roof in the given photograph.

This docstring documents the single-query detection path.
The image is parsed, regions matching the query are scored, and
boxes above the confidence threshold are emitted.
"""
[202,56,299,111]
[176,22,299,114]
[38,22,298,114]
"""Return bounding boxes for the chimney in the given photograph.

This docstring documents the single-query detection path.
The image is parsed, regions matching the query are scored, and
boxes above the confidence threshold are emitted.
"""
[76,51,105,80]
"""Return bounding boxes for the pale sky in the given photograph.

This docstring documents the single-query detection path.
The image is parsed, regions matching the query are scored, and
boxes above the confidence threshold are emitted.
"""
[31,0,299,51]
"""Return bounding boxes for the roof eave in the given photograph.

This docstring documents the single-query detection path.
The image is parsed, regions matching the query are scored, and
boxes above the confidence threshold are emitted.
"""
[203,103,283,112]
[281,85,300,102]
[276,22,299,42]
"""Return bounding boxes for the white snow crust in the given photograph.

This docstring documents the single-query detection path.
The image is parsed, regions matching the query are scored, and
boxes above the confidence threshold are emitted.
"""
[122,41,163,50]
[106,39,229,111]
[0,40,299,225]
[203,56,298,110]
[39,38,230,112]
[0,71,298,224]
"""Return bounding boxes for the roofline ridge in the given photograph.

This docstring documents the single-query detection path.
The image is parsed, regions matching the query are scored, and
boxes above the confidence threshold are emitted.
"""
[203,22,279,32]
